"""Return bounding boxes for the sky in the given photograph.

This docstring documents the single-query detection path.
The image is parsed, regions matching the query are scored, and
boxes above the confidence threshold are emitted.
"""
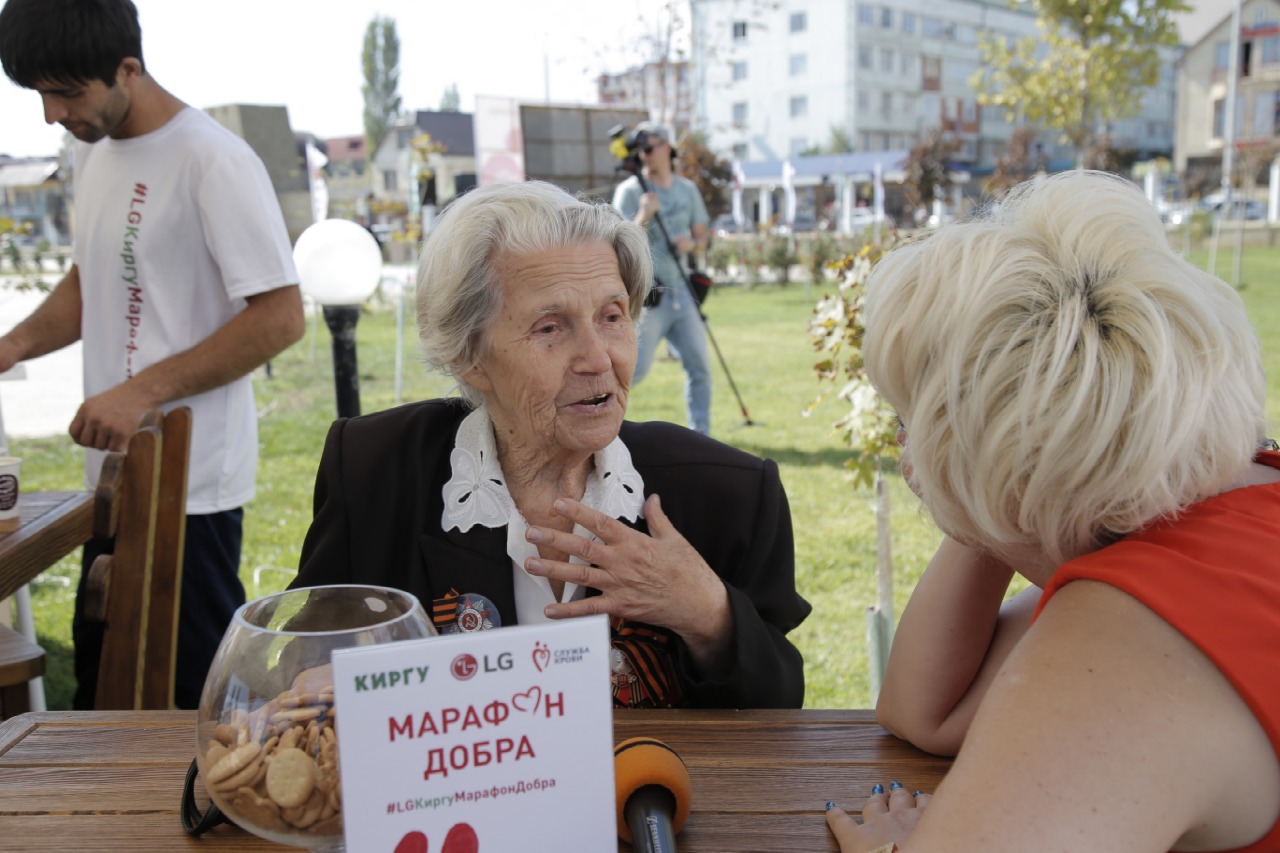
[0,1,1227,160]
[0,0,680,158]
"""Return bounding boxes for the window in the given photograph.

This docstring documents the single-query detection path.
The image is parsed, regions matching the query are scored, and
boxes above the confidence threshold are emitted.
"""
[790,95,808,118]
[790,11,807,32]
[881,48,895,73]
[857,90,870,111]
[382,170,398,192]
[922,16,945,38]
[1264,36,1280,65]
[858,3,874,25]
[946,57,978,82]
[732,61,748,81]
[396,128,412,148]
[859,45,873,69]
[732,101,748,124]
[902,11,915,34]
[902,94,916,119]
[1255,92,1273,136]
[732,142,749,160]
[790,53,807,76]
[901,52,915,77]
[1213,41,1229,70]
[880,6,892,28]
[733,20,748,41]
[880,91,893,118]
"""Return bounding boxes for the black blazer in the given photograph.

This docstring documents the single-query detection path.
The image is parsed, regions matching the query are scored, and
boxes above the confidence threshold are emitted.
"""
[292,399,811,708]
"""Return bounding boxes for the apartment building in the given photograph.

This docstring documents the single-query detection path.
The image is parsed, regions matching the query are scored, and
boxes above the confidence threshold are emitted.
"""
[689,0,1177,170]
[1176,0,1280,192]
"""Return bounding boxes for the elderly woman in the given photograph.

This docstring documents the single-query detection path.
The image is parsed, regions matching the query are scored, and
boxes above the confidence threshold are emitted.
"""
[293,181,809,709]
[826,172,1280,852]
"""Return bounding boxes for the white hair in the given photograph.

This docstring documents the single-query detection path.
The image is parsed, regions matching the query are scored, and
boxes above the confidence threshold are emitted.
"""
[864,171,1266,567]
[415,180,652,405]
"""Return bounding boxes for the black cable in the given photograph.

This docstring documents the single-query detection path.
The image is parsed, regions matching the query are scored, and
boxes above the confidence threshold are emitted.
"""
[181,758,233,835]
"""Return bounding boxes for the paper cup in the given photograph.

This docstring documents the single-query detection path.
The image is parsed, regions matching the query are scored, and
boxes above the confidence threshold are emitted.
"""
[0,457,19,533]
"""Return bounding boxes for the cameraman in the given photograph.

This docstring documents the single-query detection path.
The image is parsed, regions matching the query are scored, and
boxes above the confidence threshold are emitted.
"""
[612,123,712,434]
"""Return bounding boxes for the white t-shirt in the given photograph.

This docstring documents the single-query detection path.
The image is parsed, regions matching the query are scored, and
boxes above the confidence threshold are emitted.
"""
[72,108,298,513]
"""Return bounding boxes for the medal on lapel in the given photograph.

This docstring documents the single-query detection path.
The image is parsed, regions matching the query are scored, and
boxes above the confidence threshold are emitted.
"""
[443,592,502,634]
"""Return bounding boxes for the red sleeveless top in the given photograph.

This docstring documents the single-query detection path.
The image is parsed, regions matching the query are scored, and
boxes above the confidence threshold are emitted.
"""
[1038,451,1280,852]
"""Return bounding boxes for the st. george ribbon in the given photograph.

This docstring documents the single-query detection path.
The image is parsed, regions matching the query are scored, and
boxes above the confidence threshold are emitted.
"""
[613,737,694,853]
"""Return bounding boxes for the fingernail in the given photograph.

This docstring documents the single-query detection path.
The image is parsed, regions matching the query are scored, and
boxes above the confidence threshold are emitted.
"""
[553,498,567,513]
[825,802,836,811]
[525,527,543,543]
[913,791,924,797]
[889,781,904,790]
[526,558,543,574]
[871,784,884,795]
[544,605,560,619]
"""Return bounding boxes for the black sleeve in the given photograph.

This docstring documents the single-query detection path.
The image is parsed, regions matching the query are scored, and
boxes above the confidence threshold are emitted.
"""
[674,459,810,708]
[291,418,354,589]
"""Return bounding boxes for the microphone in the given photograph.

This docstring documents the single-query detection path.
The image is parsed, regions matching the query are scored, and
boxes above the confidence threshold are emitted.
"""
[613,737,693,853]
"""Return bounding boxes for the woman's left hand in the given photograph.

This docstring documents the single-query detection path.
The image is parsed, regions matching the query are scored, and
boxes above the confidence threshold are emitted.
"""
[524,493,733,670]
[826,785,931,853]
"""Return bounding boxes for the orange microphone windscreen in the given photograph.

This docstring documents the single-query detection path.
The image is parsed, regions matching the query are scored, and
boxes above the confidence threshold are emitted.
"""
[613,737,693,843]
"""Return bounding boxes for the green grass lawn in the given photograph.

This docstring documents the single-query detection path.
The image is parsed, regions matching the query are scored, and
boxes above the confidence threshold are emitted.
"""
[13,239,1280,710]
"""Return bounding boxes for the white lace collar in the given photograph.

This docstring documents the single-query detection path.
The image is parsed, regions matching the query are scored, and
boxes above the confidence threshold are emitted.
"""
[441,405,646,533]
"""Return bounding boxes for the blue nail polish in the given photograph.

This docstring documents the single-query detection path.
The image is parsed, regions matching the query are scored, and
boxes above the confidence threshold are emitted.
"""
[871,784,884,795]
[913,791,924,797]
[889,781,904,790]
[825,802,836,811]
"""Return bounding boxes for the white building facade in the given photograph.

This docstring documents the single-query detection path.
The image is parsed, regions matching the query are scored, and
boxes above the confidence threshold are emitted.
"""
[690,0,1177,171]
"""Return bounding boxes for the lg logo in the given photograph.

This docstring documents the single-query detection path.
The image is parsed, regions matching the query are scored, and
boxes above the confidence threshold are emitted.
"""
[450,654,478,680]
[449,652,514,681]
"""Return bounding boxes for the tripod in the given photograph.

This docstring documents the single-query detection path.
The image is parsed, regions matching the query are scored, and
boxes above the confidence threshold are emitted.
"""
[628,169,756,427]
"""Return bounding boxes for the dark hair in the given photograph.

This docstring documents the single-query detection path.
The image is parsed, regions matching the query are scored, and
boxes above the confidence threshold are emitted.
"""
[0,0,145,89]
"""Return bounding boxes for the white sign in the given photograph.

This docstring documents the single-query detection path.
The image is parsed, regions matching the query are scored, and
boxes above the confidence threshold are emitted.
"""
[332,615,615,852]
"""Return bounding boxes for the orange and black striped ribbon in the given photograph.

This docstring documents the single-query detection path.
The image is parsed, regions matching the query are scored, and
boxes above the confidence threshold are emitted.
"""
[431,588,461,630]
[610,617,682,708]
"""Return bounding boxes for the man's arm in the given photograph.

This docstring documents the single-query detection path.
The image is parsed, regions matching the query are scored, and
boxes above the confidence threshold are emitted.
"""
[0,265,84,372]
[69,284,304,450]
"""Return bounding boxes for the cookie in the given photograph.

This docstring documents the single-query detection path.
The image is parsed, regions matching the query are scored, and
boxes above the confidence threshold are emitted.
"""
[206,742,262,785]
[265,747,316,809]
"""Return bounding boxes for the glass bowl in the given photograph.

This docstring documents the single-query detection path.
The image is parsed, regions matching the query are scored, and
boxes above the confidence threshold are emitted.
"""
[195,584,436,851]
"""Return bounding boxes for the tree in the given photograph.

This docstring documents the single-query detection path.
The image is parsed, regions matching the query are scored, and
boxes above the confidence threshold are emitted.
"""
[439,83,460,112]
[985,126,1041,198]
[801,124,855,156]
[361,16,402,156]
[677,132,733,218]
[973,0,1188,168]
[902,127,961,212]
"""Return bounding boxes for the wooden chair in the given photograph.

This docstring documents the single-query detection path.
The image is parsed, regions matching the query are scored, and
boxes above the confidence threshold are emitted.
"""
[0,622,43,719]
[84,407,191,710]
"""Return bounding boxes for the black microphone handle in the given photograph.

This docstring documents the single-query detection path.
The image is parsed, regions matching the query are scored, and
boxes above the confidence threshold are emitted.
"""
[625,784,679,853]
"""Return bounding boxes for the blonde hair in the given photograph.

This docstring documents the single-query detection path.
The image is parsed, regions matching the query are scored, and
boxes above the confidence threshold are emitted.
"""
[415,180,652,405]
[864,171,1266,566]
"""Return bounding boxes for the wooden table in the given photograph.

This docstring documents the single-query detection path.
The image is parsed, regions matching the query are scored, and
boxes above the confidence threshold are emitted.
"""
[0,490,94,602]
[0,709,952,852]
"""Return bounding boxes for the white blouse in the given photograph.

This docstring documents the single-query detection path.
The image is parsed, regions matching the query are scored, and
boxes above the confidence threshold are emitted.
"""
[440,406,646,625]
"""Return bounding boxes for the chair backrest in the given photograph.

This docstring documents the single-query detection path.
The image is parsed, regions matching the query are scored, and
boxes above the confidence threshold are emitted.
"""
[85,407,191,710]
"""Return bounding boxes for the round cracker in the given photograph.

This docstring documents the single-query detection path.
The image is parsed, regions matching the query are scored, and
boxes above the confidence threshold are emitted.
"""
[265,747,315,809]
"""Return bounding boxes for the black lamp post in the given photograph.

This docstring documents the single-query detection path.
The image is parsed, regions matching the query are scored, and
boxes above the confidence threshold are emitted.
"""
[294,219,384,420]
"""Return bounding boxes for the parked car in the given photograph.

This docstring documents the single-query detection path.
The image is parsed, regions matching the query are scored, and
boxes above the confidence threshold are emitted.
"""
[711,213,753,237]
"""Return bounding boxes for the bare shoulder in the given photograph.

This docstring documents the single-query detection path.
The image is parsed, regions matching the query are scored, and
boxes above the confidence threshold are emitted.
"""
[908,580,1280,852]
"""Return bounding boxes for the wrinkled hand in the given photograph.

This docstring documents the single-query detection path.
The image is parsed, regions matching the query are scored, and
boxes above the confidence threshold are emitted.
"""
[826,785,931,853]
[524,493,730,645]
[69,382,155,451]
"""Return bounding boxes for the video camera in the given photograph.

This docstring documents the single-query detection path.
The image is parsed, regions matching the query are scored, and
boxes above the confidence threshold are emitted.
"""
[608,122,674,177]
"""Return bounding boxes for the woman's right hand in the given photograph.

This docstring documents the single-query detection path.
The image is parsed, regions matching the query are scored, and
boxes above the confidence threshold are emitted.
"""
[826,785,931,852]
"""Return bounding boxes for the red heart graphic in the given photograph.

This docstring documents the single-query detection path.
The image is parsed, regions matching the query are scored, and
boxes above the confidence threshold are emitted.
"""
[442,822,478,853]
[394,830,428,853]
[511,686,542,713]
[532,643,550,672]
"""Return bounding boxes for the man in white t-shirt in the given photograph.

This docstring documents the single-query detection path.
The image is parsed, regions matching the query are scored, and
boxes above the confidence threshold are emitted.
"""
[0,0,305,708]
